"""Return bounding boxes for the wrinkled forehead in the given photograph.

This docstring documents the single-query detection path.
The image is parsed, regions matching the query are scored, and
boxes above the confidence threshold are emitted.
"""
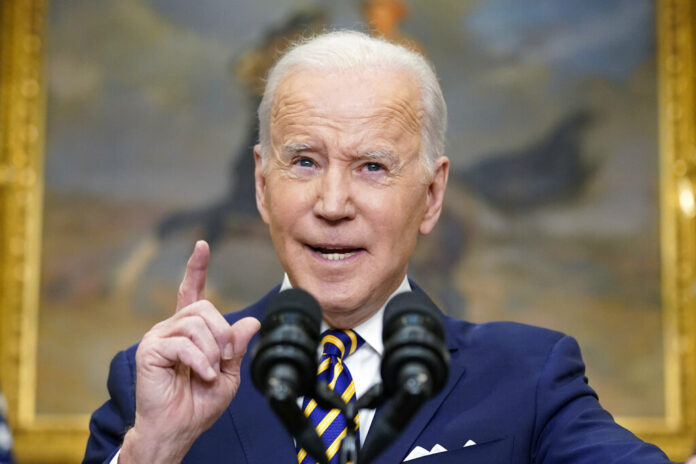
[270,67,424,135]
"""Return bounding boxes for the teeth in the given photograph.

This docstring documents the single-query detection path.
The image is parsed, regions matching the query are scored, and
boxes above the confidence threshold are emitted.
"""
[321,251,356,261]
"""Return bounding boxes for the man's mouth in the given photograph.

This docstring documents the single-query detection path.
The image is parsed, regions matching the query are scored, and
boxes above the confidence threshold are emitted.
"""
[308,245,364,261]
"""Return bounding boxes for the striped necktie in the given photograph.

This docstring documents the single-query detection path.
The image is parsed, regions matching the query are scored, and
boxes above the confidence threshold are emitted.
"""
[297,329,365,464]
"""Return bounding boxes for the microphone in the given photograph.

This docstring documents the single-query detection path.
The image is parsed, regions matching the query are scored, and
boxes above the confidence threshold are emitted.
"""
[359,291,449,464]
[251,288,321,399]
[250,288,329,464]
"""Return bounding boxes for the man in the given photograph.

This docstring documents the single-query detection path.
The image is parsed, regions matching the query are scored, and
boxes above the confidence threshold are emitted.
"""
[84,31,672,463]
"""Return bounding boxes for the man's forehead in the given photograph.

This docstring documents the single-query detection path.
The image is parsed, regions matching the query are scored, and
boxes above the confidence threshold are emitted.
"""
[270,67,423,135]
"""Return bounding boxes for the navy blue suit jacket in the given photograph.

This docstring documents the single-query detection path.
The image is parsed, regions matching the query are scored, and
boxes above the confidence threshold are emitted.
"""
[84,287,672,463]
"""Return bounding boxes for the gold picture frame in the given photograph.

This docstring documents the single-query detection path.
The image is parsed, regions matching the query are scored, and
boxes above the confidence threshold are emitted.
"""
[0,0,695,462]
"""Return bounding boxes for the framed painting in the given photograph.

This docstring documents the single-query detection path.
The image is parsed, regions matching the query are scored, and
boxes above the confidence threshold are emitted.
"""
[0,0,695,462]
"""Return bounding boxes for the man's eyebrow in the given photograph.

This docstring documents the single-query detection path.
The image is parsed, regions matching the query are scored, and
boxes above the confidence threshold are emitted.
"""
[281,142,312,159]
[363,150,400,165]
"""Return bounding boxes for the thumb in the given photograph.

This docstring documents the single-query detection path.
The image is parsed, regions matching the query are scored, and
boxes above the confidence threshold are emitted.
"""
[221,317,260,367]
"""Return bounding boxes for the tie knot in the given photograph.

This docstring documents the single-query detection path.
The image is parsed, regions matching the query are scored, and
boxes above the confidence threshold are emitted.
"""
[321,329,364,359]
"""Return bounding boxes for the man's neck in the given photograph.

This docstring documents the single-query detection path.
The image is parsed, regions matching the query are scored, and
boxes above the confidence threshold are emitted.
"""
[279,273,412,336]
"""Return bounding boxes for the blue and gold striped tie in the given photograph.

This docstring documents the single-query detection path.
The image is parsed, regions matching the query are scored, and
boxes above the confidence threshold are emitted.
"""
[297,329,365,464]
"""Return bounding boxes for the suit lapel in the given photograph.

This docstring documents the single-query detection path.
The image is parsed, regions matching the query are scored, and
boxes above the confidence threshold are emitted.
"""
[368,315,467,464]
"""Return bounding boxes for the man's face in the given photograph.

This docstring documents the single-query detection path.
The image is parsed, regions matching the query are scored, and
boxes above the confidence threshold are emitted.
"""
[254,68,448,328]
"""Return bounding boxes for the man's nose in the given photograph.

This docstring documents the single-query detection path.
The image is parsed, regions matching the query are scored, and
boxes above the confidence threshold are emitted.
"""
[313,167,356,222]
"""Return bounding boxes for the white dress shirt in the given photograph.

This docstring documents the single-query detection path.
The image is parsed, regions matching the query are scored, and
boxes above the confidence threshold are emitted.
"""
[111,275,411,462]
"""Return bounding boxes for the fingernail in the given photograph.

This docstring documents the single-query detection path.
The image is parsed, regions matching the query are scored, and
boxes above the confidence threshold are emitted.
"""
[223,343,234,360]
[206,366,217,379]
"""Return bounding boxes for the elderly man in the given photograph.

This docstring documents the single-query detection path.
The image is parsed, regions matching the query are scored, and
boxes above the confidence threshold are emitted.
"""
[84,31,672,464]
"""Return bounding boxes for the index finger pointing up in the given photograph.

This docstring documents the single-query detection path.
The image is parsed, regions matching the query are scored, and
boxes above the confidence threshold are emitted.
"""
[176,240,210,312]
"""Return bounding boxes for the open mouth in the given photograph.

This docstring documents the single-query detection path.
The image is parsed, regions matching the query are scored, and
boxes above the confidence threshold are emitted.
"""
[308,245,364,261]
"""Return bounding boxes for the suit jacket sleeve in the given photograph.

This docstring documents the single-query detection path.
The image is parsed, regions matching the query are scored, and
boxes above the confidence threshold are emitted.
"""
[83,347,137,464]
[532,335,671,463]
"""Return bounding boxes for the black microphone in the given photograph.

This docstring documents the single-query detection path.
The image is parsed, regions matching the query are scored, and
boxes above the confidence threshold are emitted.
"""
[250,288,329,464]
[359,291,449,464]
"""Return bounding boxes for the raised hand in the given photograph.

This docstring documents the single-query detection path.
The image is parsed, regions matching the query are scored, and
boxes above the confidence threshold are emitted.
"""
[120,241,260,463]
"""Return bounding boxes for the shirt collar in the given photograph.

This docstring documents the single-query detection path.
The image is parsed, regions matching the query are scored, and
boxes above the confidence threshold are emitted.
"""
[279,273,412,356]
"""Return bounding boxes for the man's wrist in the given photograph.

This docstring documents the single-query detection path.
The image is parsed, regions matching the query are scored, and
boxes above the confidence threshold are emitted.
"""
[119,426,192,464]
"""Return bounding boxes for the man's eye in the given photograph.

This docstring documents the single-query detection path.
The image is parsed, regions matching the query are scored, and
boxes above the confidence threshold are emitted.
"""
[364,163,384,172]
[295,157,316,168]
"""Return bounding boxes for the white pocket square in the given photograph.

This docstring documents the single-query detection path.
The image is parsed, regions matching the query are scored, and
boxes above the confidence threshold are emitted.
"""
[404,444,447,461]
[403,440,477,462]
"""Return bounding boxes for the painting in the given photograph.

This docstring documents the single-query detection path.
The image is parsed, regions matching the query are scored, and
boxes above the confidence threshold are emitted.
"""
[1,0,695,462]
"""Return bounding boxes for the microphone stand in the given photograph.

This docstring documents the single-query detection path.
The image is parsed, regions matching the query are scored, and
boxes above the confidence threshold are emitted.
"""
[268,371,435,464]
[264,366,330,464]
[358,368,433,464]
[314,383,386,464]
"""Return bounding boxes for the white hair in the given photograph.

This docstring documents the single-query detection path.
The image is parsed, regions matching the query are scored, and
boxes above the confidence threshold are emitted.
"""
[257,30,447,174]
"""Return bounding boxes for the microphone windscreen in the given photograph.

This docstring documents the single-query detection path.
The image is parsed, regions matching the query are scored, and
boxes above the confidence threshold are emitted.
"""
[252,287,322,398]
[262,288,323,331]
[383,291,443,340]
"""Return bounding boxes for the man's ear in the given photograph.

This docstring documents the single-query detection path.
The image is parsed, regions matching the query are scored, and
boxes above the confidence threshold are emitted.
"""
[419,156,449,236]
[254,144,270,225]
